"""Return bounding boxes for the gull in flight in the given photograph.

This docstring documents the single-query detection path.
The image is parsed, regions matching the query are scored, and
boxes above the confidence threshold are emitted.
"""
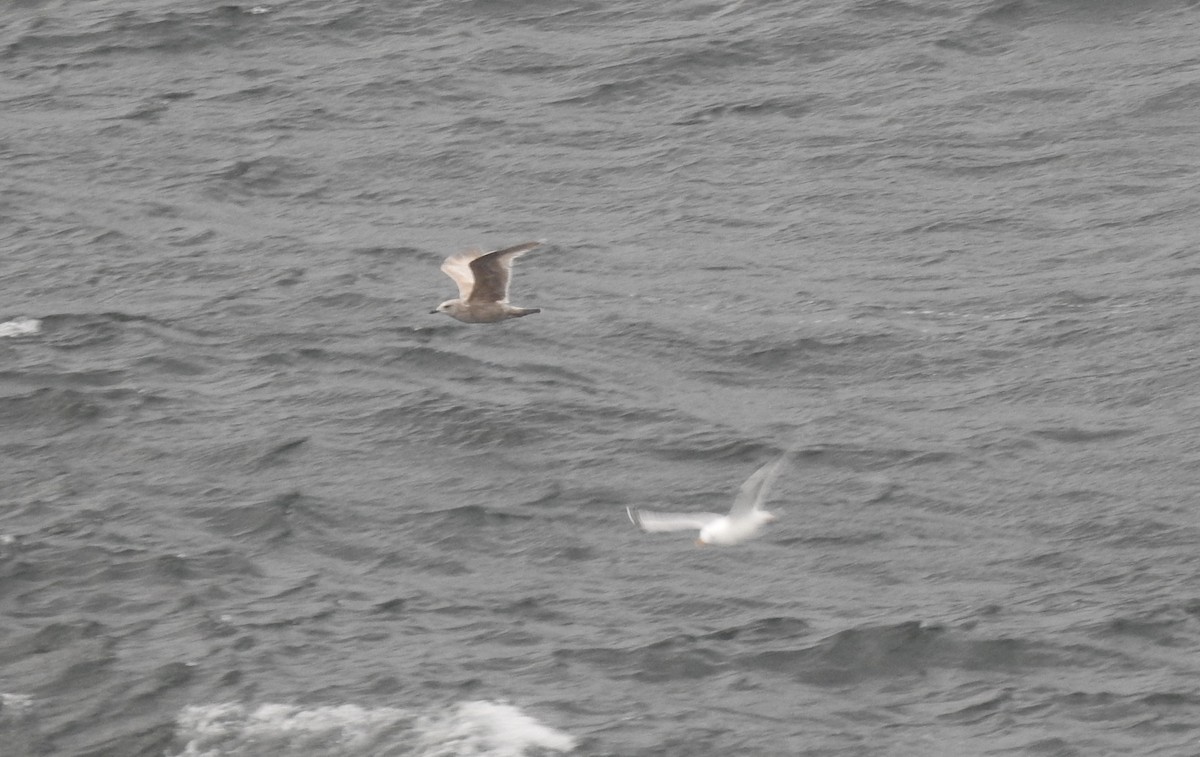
[627,453,790,546]
[431,240,546,323]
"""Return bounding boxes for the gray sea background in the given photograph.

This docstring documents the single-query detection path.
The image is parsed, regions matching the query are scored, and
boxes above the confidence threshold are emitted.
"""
[3,0,1200,755]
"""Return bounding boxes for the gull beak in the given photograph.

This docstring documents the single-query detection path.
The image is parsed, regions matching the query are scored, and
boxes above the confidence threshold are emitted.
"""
[429,308,440,315]
[694,539,707,548]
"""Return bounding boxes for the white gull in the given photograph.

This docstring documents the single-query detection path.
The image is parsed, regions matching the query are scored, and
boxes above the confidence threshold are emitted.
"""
[627,452,790,546]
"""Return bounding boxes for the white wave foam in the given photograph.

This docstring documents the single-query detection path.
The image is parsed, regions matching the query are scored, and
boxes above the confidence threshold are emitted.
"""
[0,317,40,338]
[415,700,576,756]
[171,699,575,757]
[0,693,34,715]
[0,693,37,745]
[174,702,405,757]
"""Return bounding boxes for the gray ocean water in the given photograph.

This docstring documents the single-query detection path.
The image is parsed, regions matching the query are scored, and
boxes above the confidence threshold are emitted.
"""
[3,1,1200,755]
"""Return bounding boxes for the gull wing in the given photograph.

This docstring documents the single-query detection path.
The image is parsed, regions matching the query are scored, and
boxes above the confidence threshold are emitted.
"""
[467,240,543,304]
[728,453,790,519]
[627,507,722,533]
[440,247,484,300]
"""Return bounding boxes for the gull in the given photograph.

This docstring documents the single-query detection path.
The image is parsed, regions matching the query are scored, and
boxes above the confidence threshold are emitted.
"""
[627,453,790,546]
[431,240,545,323]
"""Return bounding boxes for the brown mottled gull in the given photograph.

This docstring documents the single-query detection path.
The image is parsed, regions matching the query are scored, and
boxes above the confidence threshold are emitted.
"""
[431,241,546,323]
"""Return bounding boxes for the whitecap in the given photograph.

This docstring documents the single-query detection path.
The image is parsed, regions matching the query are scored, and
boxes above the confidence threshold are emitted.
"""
[171,699,575,757]
[0,317,40,338]
[173,702,404,757]
[415,700,576,756]
[0,693,34,713]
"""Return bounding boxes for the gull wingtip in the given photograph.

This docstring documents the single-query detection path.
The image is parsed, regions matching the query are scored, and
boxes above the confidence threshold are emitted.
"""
[626,506,642,530]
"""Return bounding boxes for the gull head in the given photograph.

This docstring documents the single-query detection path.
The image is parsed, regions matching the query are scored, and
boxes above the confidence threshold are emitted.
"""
[432,299,464,317]
[697,521,722,546]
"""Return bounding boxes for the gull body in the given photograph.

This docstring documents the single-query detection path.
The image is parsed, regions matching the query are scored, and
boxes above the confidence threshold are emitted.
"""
[627,453,789,546]
[432,241,545,323]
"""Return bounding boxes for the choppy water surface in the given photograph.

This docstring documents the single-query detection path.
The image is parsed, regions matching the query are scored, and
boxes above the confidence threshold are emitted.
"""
[3,1,1200,755]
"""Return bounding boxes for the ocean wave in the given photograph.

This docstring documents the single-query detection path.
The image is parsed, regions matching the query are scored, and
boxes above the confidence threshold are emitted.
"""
[739,620,1089,686]
[0,387,104,432]
[415,700,576,757]
[0,692,34,717]
[556,619,1115,691]
[171,699,575,757]
[0,317,40,338]
[4,5,271,61]
[0,693,37,753]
